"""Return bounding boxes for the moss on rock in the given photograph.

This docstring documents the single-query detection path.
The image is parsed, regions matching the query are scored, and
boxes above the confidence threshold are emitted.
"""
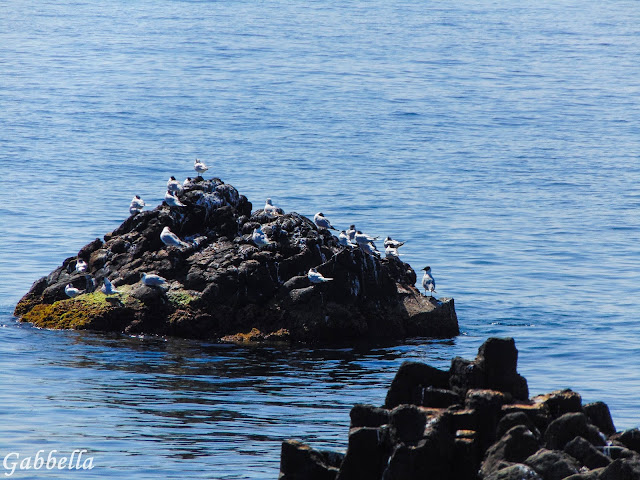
[221,327,290,344]
[167,289,198,308]
[22,297,104,330]
[21,289,143,331]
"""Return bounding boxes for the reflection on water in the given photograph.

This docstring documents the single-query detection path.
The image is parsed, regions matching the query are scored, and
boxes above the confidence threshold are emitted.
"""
[0,311,474,479]
[2,299,639,479]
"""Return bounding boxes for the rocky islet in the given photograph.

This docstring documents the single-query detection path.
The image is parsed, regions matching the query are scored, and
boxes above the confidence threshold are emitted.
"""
[14,176,458,343]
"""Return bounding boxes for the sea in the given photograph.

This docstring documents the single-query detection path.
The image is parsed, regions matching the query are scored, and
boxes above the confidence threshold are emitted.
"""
[1,0,639,478]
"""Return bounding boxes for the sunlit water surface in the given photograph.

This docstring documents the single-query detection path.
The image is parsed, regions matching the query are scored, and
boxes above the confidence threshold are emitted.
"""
[1,0,639,478]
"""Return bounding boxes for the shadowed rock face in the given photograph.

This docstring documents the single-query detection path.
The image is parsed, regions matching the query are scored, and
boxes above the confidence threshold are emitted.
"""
[14,177,458,343]
[280,337,634,480]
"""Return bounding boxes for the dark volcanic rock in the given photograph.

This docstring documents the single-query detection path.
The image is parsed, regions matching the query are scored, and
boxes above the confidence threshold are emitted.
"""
[349,404,390,429]
[280,337,628,480]
[14,178,458,343]
[564,436,611,469]
[476,337,529,400]
[532,389,583,419]
[496,412,541,441]
[485,463,543,480]
[610,428,640,454]
[479,425,540,478]
[544,412,606,450]
[599,457,640,480]
[583,401,616,436]
[280,440,339,480]
[450,338,528,402]
[384,361,450,408]
[336,427,390,480]
[524,448,580,480]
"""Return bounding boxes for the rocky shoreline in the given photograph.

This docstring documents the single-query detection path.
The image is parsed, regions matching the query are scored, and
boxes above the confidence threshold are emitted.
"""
[14,177,458,343]
[280,337,640,480]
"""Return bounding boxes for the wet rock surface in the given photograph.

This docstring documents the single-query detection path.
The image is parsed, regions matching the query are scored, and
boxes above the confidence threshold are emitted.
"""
[14,178,458,343]
[280,337,635,480]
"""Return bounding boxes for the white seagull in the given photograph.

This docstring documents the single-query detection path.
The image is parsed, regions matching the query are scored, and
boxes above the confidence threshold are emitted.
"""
[183,177,194,188]
[65,284,83,298]
[355,230,380,256]
[338,230,355,247]
[160,226,189,248]
[101,277,121,295]
[167,176,182,194]
[346,225,357,243]
[355,230,379,247]
[385,245,400,258]
[141,272,167,287]
[421,266,437,296]
[360,242,380,257]
[308,268,333,283]
[164,191,186,207]
[75,259,88,273]
[129,195,145,215]
[314,212,337,231]
[252,226,270,247]
[264,198,280,217]
[384,237,405,249]
[194,158,209,177]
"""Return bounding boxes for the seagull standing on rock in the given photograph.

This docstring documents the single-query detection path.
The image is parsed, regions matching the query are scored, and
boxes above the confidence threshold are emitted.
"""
[355,231,379,252]
[65,284,83,298]
[167,176,182,194]
[101,277,121,295]
[338,230,355,247]
[129,195,146,215]
[264,198,280,217]
[194,158,209,177]
[355,230,378,245]
[164,191,186,207]
[383,237,404,258]
[252,225,270,247]
[421,266,437,296]
[160,226,189,248]
[346,225,357,243]
[75,259,88,273]
[385,245,400,258]
[314,212,337,231]
[360,242,380,257]
[384,237,405,250]
[141,272,167,287]
[308,268,333,283]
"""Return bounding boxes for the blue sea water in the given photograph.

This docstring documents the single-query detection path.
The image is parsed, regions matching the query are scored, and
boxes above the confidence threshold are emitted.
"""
[1,0,640,478]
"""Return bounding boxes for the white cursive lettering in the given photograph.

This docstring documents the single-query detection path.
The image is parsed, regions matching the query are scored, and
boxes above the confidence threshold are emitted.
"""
[1,450,95,476]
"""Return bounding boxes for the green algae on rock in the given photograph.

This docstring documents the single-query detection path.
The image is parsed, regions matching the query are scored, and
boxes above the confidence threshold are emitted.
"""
[21,290,139,331]
[14,178,458,344]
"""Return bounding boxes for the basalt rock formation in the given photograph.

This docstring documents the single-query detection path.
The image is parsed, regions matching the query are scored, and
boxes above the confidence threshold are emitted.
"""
[14,177,458,343]
[280,337,638,480]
